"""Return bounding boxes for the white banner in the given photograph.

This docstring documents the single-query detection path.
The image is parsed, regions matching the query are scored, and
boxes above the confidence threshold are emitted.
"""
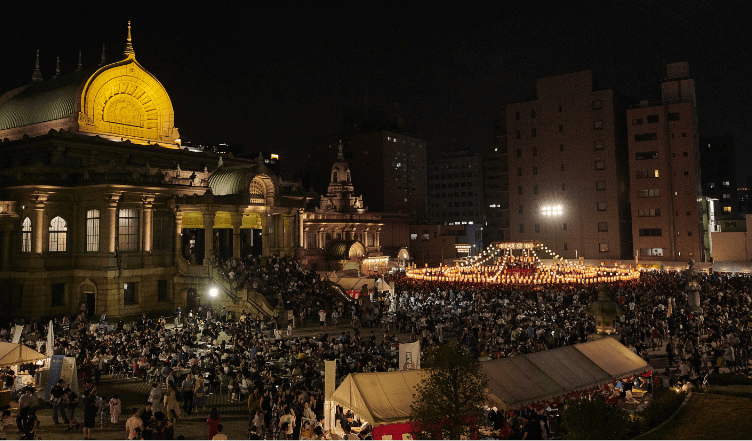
[11,325,24,343]
[399,341,420,370]
[46,320,54,357]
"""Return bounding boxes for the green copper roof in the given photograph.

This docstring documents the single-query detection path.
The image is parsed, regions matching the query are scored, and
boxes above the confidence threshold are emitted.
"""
[326,240,358,259]
[0,69,94,131]
[208,165,259,196]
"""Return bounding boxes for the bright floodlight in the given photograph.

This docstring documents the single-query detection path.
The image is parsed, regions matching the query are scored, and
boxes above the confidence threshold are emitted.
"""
[209,287,218,298]
[541,205,563,216]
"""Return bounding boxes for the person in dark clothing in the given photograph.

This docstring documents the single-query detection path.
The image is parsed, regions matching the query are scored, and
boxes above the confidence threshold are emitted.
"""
[521,414,543,440]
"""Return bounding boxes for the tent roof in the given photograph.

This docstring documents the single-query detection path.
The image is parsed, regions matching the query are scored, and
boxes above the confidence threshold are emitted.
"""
[329,370,426,425]
[0,342,47,367]
[483,337,650,409]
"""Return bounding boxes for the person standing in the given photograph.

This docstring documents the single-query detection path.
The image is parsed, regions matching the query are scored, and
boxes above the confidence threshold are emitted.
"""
[319,309,327,331]
[164,382,181,419]
[194,375,207,414]
[0,409,10,440]
[212,424,228,440]
[110,394,122,425]
[206,407,221,440]
[279,406,295,440]
[16,387,33,432]
[82,388,100,440]
[182,373,195,415]
[125,408,143,440]
[148,383,163,413]
[50,379,70,425]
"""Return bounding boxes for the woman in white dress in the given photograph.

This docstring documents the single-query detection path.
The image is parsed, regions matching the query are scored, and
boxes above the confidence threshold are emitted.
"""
[109,394,122,425]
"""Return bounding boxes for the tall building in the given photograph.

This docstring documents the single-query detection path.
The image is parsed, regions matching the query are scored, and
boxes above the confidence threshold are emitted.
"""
[426,146,484,252]
[627,62,707,261]
[506,70,632,260]
[483,113,510,245]
[699,135,738,225]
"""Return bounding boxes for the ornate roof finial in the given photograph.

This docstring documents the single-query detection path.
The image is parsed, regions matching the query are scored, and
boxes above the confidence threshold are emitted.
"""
[337,140,345,160]
[77,50,82,71]
[123,20,135,58]
[54,56,61,79]
[99,43,106,66]
[31,49,42,82]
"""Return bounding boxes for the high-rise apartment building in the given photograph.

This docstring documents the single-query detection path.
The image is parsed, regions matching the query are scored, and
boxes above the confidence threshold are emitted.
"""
[627,62,707,261]
[700,136,738,224]
[506,70,632,259]
[483,115,510,245]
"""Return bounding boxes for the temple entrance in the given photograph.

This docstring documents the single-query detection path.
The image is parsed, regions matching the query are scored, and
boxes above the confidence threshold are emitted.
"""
[214,229,233,263]
[85,292,95,316]
[241,228,262,258]
[186,288,200,312]
[181,228,205,265]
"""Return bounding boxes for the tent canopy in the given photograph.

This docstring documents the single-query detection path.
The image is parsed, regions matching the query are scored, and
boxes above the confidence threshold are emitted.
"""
[483,337,650,409]
[0,342,47,367]
[329,370,426,425]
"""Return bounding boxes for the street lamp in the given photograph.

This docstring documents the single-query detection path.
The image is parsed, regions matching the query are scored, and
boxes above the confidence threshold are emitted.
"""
[541,205,564,259]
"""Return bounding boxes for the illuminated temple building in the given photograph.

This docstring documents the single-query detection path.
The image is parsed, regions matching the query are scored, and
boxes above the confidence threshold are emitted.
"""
[0,23,407,320]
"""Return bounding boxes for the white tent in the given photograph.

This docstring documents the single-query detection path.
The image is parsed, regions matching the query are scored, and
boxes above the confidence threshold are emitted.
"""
[329,370,426,425]
[0,342,47,367]
[483,337,651,409]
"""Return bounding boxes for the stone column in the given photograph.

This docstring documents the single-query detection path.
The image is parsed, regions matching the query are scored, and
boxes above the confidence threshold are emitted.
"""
[232,212,241,259]
[104,193,121,253]
[142,195,154,252]
[174,209,183,261]
[298,210,305,248]
[203,212,214,264]
[32,193,48,254]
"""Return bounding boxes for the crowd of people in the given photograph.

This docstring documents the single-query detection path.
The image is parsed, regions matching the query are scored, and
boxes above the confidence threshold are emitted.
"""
[1,256,752,439]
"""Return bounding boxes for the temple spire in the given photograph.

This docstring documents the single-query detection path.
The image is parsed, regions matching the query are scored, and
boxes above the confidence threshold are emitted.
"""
[53,56,60,79]
[31,49,42,82]
[337,140,345,160]
[99,43,106,66]
[77,50,82,71]
[123,20,135,58]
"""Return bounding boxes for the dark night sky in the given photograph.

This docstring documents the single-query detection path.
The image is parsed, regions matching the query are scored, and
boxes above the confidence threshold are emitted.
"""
[1,1,751,179]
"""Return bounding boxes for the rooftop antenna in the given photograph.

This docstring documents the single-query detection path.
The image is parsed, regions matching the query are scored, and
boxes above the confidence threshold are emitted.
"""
[32,49,42,82]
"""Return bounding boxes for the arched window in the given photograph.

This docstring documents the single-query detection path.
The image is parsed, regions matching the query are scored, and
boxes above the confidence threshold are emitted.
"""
[86,209,100,252]
[346,170,351,182]
[332,170,338,182]
[49,216,68,252]
[21,217,32,253]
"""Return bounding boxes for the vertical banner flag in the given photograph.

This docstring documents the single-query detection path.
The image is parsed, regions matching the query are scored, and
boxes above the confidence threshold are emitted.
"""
[44,355,65,400]
[47,320,54,357]
[12,325,24,343]
[399,341,420,370]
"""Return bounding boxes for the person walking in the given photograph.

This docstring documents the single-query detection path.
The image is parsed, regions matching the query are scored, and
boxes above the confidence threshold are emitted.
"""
[50,379,70,426]
[194,375,207,414]
[148,383,163,413]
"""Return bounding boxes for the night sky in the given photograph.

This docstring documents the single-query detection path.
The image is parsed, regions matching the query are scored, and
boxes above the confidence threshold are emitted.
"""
[1,2,751,179]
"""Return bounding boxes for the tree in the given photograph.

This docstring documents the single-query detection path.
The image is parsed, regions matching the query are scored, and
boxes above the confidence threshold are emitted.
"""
[409,342,488,440]
[560,396,636,439]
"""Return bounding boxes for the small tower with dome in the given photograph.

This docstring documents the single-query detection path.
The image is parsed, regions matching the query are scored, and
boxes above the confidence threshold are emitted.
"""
[318,141,366,214]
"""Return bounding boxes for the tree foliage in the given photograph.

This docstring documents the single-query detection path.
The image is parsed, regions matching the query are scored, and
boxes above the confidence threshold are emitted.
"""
[561,396,635,439]
[409,342,488,440]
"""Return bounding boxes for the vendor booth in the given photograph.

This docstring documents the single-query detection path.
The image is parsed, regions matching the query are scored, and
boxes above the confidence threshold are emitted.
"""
[483,337,651,409]
[328,370,426,440]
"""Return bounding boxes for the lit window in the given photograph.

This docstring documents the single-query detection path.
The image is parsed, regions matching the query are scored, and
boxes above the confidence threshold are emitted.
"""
[86,209,100,252]
[49,216,68,252]
[118,208,139,251]
[723,206,732,213]
[599,243,609,252]
[410,233,417,240]
[723,181,730,187]
[22,217,32,253]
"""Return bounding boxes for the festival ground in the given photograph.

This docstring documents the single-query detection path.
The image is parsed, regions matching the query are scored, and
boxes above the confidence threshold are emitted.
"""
[3,322,414,440]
